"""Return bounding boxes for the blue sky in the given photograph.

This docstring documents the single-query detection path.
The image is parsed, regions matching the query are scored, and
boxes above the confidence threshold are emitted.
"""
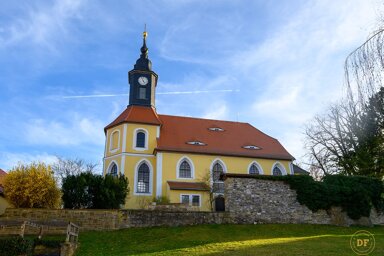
[0,0,382,172]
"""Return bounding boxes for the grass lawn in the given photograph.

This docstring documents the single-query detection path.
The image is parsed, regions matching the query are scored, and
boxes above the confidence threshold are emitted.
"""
[75,224,384,256]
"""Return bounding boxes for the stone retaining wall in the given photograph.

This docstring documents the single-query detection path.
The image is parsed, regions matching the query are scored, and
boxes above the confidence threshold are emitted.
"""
[0,208,120,235]
[120,210,230,228]
[0,208,231,235]
[224,176,384,226]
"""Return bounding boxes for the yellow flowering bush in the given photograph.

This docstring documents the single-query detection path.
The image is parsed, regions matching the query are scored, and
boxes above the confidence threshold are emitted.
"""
[4,162,61,208]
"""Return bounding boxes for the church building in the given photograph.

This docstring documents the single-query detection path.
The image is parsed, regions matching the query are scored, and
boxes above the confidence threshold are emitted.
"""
[103,31,295,211]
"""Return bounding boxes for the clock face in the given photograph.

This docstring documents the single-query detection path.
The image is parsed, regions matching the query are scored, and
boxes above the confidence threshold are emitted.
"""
[138,76,148,85]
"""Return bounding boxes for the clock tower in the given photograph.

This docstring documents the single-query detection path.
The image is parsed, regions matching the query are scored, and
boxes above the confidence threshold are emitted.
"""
[128,30,158,107]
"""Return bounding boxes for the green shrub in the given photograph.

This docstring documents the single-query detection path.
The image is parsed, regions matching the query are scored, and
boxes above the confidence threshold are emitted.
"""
[153,196,170,205]
[251,174,384,220]
[62,172,129,209]
[0,236,34,256]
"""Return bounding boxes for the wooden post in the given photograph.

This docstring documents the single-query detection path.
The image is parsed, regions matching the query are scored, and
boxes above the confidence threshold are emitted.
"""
[20,221,26,238]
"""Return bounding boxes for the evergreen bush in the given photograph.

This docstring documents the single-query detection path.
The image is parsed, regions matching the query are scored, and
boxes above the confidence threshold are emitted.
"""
[0,236,34,256]
[62,172,129,209]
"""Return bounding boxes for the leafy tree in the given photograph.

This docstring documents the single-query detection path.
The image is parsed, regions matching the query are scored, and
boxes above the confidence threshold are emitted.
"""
[62,172,128,209]
[3,162,61,208]
[352,87,384,177]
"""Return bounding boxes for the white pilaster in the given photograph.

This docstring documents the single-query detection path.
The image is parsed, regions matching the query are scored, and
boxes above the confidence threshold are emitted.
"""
[122,124,127,152]
[103,129,109,175]
[156,153,163,197]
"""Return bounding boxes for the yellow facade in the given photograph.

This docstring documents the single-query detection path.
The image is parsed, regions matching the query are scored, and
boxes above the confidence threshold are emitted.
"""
[104,123,293,211]
[0,196,12,215]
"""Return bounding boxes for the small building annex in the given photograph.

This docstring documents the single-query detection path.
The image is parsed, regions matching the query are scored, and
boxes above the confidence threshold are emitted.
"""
[103,31,295,211]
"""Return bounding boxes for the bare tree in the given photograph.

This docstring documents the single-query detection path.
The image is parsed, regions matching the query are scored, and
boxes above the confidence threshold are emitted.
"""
[305,25,384,178]
[51,156,98,185]
[305,101,358,175]
[345,27,384,109]
[200,170,215,211]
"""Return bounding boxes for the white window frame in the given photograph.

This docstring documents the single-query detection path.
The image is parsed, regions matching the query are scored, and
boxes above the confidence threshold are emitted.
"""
[210,158,227,195]
[271,162,287,176]
[133,159,153,196]
[179,194,201,207]
[109,129,120,153]
[247,161,264,175]
[133,128,149,151]
[107,160,119,176]
[176,156,195,179]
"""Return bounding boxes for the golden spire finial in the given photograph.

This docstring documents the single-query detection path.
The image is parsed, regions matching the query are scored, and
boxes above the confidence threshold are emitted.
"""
[143,24,147,39]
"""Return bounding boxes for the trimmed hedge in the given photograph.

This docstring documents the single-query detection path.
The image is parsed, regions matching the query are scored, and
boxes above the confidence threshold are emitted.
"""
[250,174,384,220]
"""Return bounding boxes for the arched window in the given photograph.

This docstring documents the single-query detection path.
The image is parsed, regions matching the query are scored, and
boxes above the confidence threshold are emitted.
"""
[137,163,150,193]
[212,162,224,193]
[179,160,191,178]
[136,132,146,148]
[109,130,120,152]
[108,162,118,177]
[212,163,223,181]
[273,166,282,176]
[249,164,260,175]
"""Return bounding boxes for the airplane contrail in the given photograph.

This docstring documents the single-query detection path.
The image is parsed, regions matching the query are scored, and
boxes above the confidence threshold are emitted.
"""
[62,89,239,99]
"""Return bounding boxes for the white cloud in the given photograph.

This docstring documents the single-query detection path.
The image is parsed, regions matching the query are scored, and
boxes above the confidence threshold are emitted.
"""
[202,103,228,120]
[24,116,105,146]
[0,152,58,171]
[228,0,380,165]
[0,0,86,50]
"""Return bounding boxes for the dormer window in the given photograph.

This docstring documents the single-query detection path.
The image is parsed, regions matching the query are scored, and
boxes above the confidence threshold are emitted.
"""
[243,145,261,150]
[208,127,224,132]
[186,141,206,146]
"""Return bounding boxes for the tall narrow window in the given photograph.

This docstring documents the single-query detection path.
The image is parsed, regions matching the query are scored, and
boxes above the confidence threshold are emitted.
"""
[212,162,224,193]
[179,160,191,178]
[109,163,118,177]
[249,164,260,175]
[137,163,150,193]
[138,87,146,99]
[273,166,282,176]
[136,132,145,148]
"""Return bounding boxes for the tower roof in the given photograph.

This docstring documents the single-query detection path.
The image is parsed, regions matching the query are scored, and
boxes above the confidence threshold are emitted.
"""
[104,105,161,131]
[133,29,152,71]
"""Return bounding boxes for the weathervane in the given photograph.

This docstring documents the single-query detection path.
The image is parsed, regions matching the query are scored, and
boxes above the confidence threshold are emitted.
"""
[143,24,147,39]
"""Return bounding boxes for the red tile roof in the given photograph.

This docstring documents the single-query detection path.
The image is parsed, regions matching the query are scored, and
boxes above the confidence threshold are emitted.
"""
[105,105,161,131]
[167,181,210,191]
[157,115,294,160]
[0,169,6,177]
[105,107,294,160]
